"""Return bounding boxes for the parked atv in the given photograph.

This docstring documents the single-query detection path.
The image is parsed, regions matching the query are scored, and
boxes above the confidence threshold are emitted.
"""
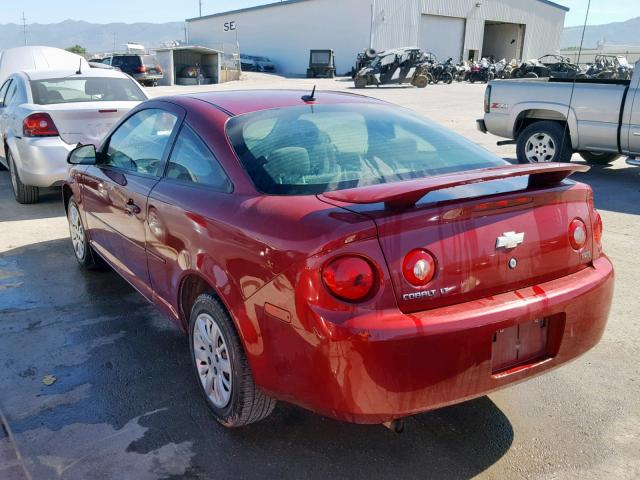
[585,55,633,80]
[353,47,431,88]
[351,48,377,78]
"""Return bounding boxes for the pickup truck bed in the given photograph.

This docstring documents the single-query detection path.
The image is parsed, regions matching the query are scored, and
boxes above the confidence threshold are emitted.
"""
[479,61,640,166]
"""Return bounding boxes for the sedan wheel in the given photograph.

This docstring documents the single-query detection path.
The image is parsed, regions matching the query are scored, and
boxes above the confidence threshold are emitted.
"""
[67,198,102,269]
[193,313,233,408]
[8,150,39,204]
[189,294,276,427]
[525,133,556,163]
[69,202,86,261]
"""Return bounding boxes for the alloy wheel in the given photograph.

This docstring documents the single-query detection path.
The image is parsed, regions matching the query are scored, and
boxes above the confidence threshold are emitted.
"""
[68,203,86,260]
[525,133,557,162]
[193,313,232,408]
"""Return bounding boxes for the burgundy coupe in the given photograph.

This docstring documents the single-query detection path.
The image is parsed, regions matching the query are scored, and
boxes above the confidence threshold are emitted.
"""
[63,90,614,428]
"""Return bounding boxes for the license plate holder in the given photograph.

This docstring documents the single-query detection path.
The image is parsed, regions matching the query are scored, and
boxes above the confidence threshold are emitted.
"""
[492,318,549,374]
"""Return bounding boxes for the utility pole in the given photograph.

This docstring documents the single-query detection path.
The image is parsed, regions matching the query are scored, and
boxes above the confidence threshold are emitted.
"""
[199,0,203,17]
[113,32,117,52]
[21,12,27,46]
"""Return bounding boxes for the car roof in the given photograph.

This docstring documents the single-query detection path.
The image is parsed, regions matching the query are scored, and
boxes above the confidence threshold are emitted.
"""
[174,89,387,116]
[22,68,132,81]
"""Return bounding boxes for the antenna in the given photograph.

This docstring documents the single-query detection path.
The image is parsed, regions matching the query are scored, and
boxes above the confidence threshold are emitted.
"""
[76,58,82,75]
[301,85,316,102]
[21,12,27,46]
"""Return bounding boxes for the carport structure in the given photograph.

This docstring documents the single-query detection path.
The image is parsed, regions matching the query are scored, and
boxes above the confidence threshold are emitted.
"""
[154,45,222,86]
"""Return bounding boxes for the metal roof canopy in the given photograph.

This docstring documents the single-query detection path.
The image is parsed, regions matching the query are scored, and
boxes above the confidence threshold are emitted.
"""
[154,45,223,54]
[186,0,569,22]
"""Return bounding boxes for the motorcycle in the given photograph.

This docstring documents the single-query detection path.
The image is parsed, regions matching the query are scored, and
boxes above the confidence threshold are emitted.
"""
[468,58,495,83]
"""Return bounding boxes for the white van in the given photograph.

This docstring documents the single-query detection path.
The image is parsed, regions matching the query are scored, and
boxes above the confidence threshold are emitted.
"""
[0,46,90,84]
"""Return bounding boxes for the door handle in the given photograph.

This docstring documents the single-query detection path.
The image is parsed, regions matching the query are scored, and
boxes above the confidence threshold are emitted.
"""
[124,200,141,216]
[633,131,640,137]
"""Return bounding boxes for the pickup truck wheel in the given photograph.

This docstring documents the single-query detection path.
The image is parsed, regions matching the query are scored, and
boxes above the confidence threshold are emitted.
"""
[579,151,620,165]
[517,121,572,164]
[190,294,276,427]
[8,150,39,204]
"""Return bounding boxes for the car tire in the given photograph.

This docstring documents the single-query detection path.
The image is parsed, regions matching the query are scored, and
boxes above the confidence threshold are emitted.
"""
[8,150,39,204]
[189,293,277,428]
[67,198,104,269]
[517,121,573,164]
[579,151,620,165]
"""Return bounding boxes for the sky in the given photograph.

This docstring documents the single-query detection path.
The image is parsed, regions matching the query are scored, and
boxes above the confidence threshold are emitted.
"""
[0,0,638,27]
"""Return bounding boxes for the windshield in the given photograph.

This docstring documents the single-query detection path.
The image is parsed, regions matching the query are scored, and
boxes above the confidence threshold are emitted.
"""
[226,103,507,195]
[30,77,146,105]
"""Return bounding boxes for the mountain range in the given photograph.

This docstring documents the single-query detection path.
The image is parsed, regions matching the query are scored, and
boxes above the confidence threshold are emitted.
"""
[0,17,638,54]
[0,19,185,53]
[561,17,640,49]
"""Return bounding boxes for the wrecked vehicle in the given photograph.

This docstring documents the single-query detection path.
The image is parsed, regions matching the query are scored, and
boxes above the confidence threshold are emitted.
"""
[354,47,430,88]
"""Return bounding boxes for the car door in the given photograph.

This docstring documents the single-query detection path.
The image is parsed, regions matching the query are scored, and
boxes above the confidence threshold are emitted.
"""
[82,105,184,299]
[145,123,233,318]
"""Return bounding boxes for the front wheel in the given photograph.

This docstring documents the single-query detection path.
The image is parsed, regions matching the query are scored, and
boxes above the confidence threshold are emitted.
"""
[579,151,620,165]
[189,294,276,427]
[8,150,39,204]
[516,121,573,164]
[67,198,103,269]
[443,72,453,84]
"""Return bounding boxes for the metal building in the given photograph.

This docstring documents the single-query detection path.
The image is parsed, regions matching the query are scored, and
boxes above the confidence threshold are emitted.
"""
[186,0,568,75]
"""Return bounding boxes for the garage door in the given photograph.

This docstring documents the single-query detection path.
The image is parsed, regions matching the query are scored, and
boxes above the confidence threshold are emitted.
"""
[419,15,465,62]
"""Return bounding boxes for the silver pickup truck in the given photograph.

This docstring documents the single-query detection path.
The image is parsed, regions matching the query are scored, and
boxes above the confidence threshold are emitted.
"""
[477,60,640,166]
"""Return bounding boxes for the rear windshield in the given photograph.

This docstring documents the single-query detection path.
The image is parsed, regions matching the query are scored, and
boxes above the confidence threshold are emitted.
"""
[30,77,146,105]
[142,55,160,67]
[311,52,331,64]
[226,103,507,195]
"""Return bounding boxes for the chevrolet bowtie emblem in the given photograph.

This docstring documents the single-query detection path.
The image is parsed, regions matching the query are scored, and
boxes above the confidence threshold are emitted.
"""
[496,231,525,249]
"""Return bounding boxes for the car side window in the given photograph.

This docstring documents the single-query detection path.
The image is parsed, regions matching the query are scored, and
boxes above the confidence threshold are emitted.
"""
[4,81,18,106]
[0,80,11,106]
[103,109,178,176]
[166,125,231,191]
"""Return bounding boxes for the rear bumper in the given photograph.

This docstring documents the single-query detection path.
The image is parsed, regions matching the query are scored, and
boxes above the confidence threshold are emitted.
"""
[265,256,613,423]
[13,136,73,187]
[131,73,163,82]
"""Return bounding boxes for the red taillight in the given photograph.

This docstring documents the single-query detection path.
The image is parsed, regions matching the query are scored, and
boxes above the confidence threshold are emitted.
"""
[402,249,436,286]
[156,65,163,73]
[23,113,59,137]
[322,256,375,302]
[568,218,588,250]
[593,211,603,246]
[136,65,147,73]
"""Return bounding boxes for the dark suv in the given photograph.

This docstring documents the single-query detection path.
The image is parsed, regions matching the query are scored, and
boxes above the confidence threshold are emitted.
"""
[102,54,163,86]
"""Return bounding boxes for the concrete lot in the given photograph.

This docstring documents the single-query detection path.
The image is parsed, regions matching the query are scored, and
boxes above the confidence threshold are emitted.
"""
[0,73,639,480]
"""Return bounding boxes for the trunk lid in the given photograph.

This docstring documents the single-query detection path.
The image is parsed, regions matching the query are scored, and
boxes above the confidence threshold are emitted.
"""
[321,164,594,313]
[42,102,138,145]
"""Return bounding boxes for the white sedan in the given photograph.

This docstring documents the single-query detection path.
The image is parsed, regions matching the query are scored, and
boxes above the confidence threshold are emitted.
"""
[0,68,148,203]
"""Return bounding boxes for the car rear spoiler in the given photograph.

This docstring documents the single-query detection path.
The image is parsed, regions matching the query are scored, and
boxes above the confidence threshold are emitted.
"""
[322,163,590,210]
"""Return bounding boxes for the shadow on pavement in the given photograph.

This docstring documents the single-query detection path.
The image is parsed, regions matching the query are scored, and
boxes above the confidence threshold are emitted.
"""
[0,172,64,222]
[0,238,513,479]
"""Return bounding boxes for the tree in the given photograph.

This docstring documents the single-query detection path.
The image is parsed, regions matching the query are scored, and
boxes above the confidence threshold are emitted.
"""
[65,45,87,55]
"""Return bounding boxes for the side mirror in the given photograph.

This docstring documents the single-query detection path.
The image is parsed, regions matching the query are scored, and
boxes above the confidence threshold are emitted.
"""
[67,144,97,165]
